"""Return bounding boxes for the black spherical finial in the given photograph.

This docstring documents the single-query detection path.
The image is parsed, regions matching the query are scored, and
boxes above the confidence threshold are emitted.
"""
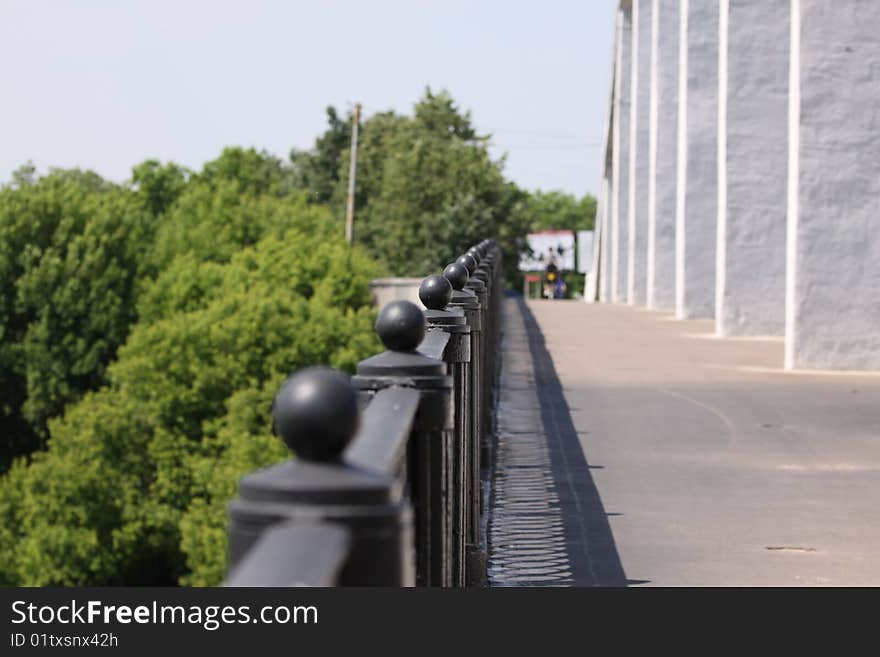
[443,262,469,291]
[375,300,425,351]
[467,247,482,264]
[273,367,359,461]
[419,274,453,310]
[457,254,478,275]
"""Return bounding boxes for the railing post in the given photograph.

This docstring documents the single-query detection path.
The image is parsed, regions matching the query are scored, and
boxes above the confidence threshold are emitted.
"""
[460,254,490,469]
[226,367,414,586]
[419,274,471,587]
[469,240,503,566]
[490,242,504,413]
[443,260,486,586]
[353,301,454,587]
[225,238,503,588]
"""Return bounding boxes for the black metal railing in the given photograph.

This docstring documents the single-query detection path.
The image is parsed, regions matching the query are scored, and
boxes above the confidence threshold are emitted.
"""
[224,239,503,587]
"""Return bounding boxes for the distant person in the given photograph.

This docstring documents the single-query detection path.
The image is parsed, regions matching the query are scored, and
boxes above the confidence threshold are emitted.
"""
[554,277,567,299]
[544,261,558,299]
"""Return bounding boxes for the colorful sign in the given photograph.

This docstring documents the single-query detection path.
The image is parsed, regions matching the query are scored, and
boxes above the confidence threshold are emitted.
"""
[519,230,576,272]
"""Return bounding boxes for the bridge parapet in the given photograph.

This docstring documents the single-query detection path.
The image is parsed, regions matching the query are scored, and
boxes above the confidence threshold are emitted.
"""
[225,239,503,587]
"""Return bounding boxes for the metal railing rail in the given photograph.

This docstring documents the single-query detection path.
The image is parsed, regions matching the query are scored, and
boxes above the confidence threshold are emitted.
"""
[224,239,503,587]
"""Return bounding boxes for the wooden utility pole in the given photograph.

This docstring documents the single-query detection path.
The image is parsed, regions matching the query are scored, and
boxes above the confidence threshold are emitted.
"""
[345,103,361,244]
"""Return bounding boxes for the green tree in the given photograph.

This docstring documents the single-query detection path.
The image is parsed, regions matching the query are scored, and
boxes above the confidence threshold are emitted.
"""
[0,88,588,587]
[517,190,597,298]
[10,162,37,189]
[523,190,596,234]
[0,210,381,586]
[0,171,155,462]
[149,148,321,272]
[131,160,189,217]
[289,106,352,204]
[197,146,297,197]
[329,89,530,281]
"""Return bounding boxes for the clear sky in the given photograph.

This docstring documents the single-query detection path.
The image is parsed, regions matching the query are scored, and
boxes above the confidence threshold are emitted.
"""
[0,1,615,196]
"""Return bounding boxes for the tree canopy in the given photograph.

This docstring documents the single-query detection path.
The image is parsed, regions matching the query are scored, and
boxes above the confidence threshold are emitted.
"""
[287,89,595,283]
[0,171,157,463]
[0,88,595,585]
[0,149,379,585]
[522,190,596,234]
[289,90,534,282]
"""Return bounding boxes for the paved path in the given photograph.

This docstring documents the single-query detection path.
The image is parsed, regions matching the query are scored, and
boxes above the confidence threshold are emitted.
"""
[488,297,880,586]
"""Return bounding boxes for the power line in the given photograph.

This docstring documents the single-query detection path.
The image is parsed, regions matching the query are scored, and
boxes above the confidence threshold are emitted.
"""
[490,128,603,140]
[348,104,605,150]
[350,104,603,141]
[488,142,603,151]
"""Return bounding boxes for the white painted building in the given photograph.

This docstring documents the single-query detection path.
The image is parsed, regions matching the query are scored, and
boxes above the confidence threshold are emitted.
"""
[590,0,880,371]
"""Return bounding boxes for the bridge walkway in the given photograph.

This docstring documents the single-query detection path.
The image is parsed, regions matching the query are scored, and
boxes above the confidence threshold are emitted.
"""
[487,297,880,586]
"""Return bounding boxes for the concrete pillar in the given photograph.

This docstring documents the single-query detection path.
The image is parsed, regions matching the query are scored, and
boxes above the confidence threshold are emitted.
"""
[647,0,678,310]
[611,8,632,303]
[587,176,607,302]
[716,0,788,336]
[598,176,611,302]
[675,0,718,319]
[628,0,651,305]
[597,11,618,305]
[785,0,880,370]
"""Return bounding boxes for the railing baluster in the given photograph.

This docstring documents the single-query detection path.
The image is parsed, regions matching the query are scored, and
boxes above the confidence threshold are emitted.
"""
[419,273,471,587]
[224,238,502,588]
[443,259,486,586]
[226,367,414,586]
[353,300,453,587]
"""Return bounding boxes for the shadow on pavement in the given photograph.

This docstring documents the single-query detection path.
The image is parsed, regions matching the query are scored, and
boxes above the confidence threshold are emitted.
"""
[517,297,639,586]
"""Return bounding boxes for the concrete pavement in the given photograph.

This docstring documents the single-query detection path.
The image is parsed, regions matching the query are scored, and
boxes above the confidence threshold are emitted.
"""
[488,297,625,586]
[492,297,880,586]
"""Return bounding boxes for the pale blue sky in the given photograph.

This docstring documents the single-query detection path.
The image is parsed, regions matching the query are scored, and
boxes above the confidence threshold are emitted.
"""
[0,1,615,195]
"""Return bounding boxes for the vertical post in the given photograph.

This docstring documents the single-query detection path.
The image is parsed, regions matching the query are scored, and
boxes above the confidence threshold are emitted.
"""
[464,255,490,466]
[444,259,485,586]
[420,274,471,587]
[226,238,503,588]
[470,243,495,562]
[353,301,453,586]
[481,241,502,486]
[345,103,361,244]
[227,367,414,586]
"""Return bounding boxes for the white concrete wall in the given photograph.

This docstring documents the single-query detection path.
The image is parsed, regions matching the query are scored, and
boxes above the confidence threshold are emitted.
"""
[647,0,678,310]
[785,0,880,370]
[628,0,651,305]
[611,9,633,303]
[598,176,611,302]
[675,0,718,319]
[716,0,789,336]
[597,9,618,305]
[586,188,604,302]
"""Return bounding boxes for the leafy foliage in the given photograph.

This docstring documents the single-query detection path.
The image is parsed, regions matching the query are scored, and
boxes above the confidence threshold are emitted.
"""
[522,190,596,234]
[289,106,352,205]
[131,160,189,217]
[0,89,595,587]
[0,172,156,462]
[291,90,532,282]
[0,215,379,586]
